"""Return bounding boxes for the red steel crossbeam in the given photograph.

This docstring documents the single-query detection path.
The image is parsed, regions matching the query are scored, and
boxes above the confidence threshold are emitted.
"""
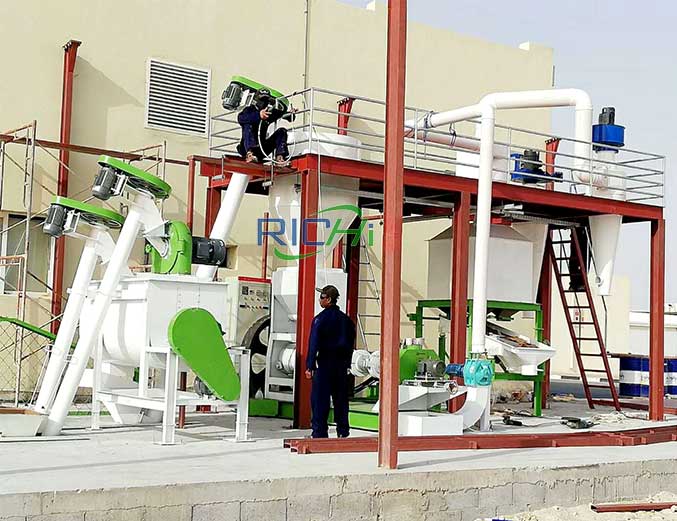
[0,135,188,166]
[449,192,470,413]
[279,155,662,223]
[650,218,666,421]
[284,425,677,454]
[378,0,407,469]
[592,502,677,513]
[293,168,319,429]
[51,39,81,334]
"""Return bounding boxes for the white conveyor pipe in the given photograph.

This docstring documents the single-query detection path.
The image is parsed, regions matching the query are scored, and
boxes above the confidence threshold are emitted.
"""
[43,193,153,436]
[34,228,113,415]
[195,172,250,281]
[406,89,593,355]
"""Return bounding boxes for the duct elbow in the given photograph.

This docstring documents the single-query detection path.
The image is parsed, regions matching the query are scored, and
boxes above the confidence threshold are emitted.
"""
[570,89,593,112]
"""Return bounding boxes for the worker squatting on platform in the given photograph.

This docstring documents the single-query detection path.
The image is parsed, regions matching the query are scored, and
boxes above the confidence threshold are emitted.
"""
[237,87,295,165]
[305,285,356,439]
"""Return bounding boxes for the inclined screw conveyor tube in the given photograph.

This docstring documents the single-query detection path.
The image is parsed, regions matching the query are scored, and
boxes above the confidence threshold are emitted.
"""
[43,158,170,436]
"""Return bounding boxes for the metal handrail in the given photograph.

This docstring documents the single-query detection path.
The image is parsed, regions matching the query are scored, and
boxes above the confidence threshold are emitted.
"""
[209,86,665,207]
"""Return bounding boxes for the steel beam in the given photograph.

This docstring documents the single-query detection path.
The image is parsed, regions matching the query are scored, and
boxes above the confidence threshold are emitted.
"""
[0,135,188,166]
[538,231,553,408]
[186,157,196,232]
[51,40,81,334]
[293,169,318,429]
[287,155,662,223]
[449,192,470,412]
[346,218,362,327]
[650,218,665,420]
[378,0,407,470]
[592,502,677,513]
[285,425,677,454]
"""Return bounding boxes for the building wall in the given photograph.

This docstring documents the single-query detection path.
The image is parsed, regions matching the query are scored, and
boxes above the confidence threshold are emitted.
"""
[0,0,556,391]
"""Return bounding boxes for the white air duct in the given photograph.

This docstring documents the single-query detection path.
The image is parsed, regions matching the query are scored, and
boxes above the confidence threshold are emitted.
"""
[407,89,596,355]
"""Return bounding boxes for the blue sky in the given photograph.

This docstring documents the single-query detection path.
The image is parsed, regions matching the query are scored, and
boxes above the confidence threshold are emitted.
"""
[339,0,674,310]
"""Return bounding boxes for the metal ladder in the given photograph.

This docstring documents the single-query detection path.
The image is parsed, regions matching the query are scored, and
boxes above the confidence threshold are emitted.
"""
[356,236,381,349]
[547,226,621,411]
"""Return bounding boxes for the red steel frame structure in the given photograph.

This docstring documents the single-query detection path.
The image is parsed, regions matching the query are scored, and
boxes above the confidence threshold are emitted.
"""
[195,146,666,465]
[51,39,81,334]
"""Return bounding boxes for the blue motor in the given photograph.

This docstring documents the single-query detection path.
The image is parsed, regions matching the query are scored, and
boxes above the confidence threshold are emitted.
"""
[511,149,562,184]
[592,107,625,152]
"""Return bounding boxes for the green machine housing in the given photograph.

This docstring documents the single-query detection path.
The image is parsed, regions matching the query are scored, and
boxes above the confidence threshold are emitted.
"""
[221,75,290,115]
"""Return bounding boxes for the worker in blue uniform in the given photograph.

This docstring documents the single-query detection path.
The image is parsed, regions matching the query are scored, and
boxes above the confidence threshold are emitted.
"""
[305,285,356,439]
[237,88,295,165]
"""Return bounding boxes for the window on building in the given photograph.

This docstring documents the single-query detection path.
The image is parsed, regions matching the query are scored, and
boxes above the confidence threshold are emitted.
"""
[145,59,211,136]
[3,215,52,294]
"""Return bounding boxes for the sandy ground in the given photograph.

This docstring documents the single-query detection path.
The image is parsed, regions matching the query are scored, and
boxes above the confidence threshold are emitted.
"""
[510,493,677,521]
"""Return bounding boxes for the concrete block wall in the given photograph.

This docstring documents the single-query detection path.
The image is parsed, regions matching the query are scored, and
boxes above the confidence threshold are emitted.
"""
[1,459,675,521]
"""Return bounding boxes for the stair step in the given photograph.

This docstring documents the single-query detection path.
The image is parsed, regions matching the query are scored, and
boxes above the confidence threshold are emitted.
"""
[579,353,603,357]
[551,240,570,245]
[567,305,590,309]
[587,383,614,389]
[576,337,599,341]
[573,321,595,325]
[364,332,380,336]
[360,314,380,318]
[553,257,570,261]
[359,296,380,300]
[584,369,610,374]
[359,279,376,283]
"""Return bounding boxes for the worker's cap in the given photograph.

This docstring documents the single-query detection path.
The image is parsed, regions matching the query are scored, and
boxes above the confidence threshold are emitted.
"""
[317,285,340,301]
[256,88,273,101]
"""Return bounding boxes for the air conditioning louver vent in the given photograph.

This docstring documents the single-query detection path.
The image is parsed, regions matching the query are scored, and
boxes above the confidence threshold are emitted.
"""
[145,59,210,136]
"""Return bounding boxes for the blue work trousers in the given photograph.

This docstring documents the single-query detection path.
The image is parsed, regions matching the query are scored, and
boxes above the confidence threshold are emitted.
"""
[311,365,350,439]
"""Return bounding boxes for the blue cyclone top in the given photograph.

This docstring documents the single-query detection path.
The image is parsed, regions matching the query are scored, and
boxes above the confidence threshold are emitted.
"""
[592,106,625,152]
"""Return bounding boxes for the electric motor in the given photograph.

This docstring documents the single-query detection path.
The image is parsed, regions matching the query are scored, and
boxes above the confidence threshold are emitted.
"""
[191,237,228,266]
[416,359,446,379]
[43,204,67,238]
[92,165,119,201]
[222,82,244,111]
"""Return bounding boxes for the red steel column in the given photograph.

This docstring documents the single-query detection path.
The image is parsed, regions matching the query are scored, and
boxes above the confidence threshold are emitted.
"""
[449,192,470,413]
[378,0,407,469]
[346,219,362,327]
[186,157,196,232]
[332,238,344,268]
[261,211,270,279]
[51,39,81,334]
[293,168,318,429]
[649,218,665,421]
[538,236,552,408]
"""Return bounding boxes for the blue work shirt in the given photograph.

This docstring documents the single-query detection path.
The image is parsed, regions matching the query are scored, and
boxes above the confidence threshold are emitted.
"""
[306,305,356,371]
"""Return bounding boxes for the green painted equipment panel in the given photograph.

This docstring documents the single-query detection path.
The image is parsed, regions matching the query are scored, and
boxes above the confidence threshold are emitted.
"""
[168,308,240,401]
[230,75,289,108]
[148,221,192,275]
[399,345,440,382]
[52,196,124,229]
[98,155,172,200]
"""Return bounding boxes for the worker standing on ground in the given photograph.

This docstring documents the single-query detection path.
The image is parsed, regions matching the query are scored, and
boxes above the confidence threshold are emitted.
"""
[237,88,294,165]
[305,285,355,439]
